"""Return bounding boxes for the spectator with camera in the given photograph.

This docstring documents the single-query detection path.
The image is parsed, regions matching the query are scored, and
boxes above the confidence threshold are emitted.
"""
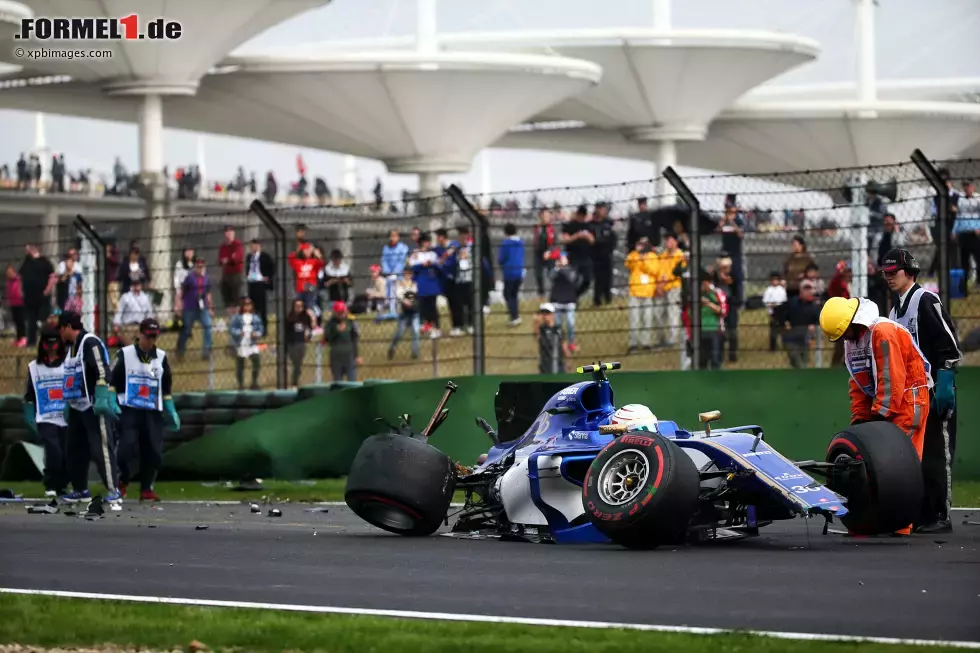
[388,276,420,360]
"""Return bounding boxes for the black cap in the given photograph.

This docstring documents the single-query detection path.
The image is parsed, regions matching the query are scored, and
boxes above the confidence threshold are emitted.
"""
[39,324,60,345]
[58,310,82,330]
[139,318,161,336]
[880,248,920,274]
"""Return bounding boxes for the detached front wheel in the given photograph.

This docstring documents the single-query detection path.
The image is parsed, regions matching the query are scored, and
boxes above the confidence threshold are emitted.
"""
[582,433,699,549]
[345,434,456,536]
[825,421,923,535]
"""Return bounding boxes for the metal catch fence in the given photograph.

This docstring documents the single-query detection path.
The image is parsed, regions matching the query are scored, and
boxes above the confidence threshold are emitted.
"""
[0,150,976,391]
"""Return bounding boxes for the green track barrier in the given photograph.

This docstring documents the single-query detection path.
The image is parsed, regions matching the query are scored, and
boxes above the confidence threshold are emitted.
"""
[161,368,979,481]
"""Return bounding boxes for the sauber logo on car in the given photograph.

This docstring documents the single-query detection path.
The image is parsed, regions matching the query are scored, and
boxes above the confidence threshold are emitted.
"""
[773,472,806,481]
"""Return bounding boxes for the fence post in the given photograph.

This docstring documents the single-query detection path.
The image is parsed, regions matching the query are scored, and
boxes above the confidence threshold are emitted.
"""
[662,168,700,371]
[910,149,951,308]
[73,215,107,341]
[248,200,288,389]
[445,184,485,376]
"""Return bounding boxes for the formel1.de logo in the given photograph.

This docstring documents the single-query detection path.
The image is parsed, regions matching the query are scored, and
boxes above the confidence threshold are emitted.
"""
[15,15,183,41]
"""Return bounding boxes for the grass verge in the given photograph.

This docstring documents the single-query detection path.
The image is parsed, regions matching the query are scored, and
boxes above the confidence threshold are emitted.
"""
[3,479,979,507]
[0,594,966,653]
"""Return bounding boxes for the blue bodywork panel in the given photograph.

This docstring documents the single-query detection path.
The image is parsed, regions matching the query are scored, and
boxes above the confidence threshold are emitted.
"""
[482,376,846,542]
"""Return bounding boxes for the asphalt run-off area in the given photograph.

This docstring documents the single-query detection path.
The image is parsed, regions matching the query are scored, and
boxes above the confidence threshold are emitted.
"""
[0,501,978,644]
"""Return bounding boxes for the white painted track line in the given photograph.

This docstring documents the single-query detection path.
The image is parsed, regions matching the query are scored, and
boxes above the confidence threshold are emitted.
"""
[1,588,977,648]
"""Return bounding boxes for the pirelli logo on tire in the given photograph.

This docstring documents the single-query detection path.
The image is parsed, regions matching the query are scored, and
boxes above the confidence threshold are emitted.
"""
[620,434,655,447]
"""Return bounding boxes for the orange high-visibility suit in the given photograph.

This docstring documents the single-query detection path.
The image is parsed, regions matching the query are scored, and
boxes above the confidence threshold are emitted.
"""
[844,317,932,458]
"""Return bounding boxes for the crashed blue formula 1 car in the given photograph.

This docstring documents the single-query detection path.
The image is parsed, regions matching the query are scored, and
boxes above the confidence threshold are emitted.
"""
[345,363,923,548]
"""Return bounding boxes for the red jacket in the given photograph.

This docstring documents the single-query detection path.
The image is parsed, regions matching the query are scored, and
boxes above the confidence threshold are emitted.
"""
[219,239,244,276]
[288,252,324,294]
[828,271,850,299]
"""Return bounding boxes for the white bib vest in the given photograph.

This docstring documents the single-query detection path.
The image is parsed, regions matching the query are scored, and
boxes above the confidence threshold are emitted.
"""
[62,333,108,411]
[888,286,931,348]
[119,344,166,411]
[28,360,67,426]
[844,317,933,398]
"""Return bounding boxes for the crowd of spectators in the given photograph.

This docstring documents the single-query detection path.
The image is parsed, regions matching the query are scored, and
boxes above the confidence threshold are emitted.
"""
[1,165,976,384]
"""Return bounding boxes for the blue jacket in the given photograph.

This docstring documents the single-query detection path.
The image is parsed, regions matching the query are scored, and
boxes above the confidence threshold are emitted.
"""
[497,237,525,282]
[381,242,410,276]
[412,251,443,297]
[434,240,460,285]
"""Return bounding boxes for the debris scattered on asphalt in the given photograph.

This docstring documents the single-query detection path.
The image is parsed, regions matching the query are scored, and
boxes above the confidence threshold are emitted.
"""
[934,540,947,545]
[313,531,317,536]
[26,504,58,514]
[858,581,864,586]
[963,520,980,526]
[250,503,261,513]
[921,590,927,593]
[148,525,157,529]
[63,510,77,516]
[195,525,209,531]
[151,505,164,511]
[304,507,330,513]
[268,508,282,518]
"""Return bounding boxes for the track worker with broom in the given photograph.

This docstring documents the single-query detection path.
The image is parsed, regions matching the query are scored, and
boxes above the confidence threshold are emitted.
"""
[882,248,962,533]
[58,310,123,510]
[22,325,68,498]
[819,296,932,535]
[110,317,179,502]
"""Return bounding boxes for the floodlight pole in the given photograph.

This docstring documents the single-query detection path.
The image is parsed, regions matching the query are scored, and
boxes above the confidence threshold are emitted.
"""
[911,149,951,308]
[855,0,878,112]
[652,0,671,29]
[417,0,437,55]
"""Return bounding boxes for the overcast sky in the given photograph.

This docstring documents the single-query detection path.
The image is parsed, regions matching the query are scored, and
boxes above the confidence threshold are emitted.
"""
[0,0,977,201]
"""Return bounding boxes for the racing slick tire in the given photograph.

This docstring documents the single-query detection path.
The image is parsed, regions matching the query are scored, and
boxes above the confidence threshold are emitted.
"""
[345,434,456,536]
[825,421,924,535]
[582,432,699,549]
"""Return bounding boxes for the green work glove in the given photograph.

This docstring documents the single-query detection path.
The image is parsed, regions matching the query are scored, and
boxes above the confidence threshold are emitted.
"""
[163,397,180,431]
[93,384,114,419]
[107,389,122,419]
[22,402,37,434]
[934,369,955,416]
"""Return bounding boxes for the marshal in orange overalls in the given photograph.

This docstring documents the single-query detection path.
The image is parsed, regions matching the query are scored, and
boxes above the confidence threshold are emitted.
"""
[844,318,931,458]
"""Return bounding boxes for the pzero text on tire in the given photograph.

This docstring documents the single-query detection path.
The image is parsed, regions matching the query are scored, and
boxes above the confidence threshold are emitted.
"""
[582,432,699,549]
[825,421,924,535]
[345,434,456,536]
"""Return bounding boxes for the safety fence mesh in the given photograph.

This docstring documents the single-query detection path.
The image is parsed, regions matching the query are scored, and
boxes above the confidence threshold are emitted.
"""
[0,156,977,392]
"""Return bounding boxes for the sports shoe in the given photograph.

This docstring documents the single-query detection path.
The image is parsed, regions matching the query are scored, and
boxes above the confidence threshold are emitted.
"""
[105,491,123,511]
[429,328,442,340]
[60,489,91,503]
[509,318,522,327]
[140,489,161,503]
[449,328,463,337]
[914,518,952,534]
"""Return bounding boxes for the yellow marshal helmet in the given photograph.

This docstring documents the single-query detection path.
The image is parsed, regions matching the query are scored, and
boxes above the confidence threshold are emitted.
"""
[819,296,879,341]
